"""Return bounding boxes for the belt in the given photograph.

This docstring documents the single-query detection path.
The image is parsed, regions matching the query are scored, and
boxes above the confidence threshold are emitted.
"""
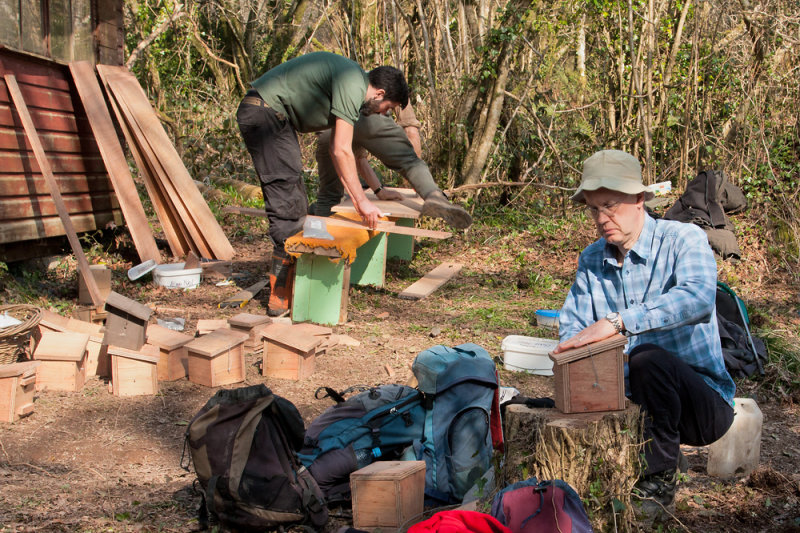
[242,96,270,108]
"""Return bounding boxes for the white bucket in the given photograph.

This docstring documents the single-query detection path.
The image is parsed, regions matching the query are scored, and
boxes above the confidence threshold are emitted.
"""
[501,335,559,376]
[152,262,202,289]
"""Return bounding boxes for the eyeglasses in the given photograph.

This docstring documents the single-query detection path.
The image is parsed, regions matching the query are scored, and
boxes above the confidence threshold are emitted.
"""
[585,199,623,219]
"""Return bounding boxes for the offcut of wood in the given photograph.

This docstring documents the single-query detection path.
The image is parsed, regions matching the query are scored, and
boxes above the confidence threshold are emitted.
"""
[398,262,463,300]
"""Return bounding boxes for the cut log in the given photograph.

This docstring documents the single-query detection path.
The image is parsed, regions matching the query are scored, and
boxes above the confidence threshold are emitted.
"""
[501,404,644,531]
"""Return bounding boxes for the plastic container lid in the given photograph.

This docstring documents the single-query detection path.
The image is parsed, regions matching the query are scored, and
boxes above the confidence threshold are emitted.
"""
[127,259,158,281]
[500,335,559,354]
[535,309,560,318]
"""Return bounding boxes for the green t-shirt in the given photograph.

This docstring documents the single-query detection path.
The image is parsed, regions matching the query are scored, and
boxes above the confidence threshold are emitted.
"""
[251,52,368,133]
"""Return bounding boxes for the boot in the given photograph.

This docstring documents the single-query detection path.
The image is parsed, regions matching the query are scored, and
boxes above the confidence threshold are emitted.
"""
[268,252,295,317]
[421,190,473,229]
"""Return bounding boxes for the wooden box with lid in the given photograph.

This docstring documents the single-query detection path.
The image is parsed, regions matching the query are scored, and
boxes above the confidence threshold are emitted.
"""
[227,313,271,350]
[145,324,193,381]
[0,361,40,422]
[548,334,628,413]
[32,331,89,392]
[108,344,160,396]
[350,460,425,532]
[186,329,248,387]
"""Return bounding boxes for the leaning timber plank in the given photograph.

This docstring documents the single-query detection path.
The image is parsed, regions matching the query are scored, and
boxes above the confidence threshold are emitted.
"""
[103,75,209,258]
[69,61,160,263]
[398,262,463,301]
[98,66,233,260]
[222,206,452,240]
[4,74,103,307]
[96,66,188,258]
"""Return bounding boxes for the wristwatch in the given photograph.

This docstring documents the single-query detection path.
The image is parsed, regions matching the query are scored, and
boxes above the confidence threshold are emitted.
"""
[605,312,624,334]
[373,185,384,195]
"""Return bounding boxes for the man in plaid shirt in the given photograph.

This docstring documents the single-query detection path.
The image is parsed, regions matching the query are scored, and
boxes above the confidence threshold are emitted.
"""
[554,149,736,510]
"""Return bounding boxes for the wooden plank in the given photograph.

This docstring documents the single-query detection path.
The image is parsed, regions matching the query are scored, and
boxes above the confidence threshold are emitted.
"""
[0,193,119,219]
[332,188,424,219]
[4,74,103,307]
[261,323,322,353]
[398,262,463,301]
[96,67,188,258]
[98,68,209,258]
[0,174,112,196]
[222,207,452,239]
[0,82,78,113]
[105,79,206,256]
[0,127,97,153]
[70,61,160,263]
[0,211,122,243]
[0,104,86,133]
[0,152,105,174]
[218,280,268,309]
[0,49,71,91]
[97,66,233,260]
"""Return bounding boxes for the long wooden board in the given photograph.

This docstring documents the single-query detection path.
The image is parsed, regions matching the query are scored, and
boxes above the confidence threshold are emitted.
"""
[332,188,424,219]
[97,65,233,260]
[69,61,160,263]
[398,262,463,300]
[222,206,452,240]
[105,74,213,258]
[4,74,103,307]
[96,66,188,258]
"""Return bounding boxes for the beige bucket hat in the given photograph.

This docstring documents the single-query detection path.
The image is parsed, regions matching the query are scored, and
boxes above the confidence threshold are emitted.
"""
[571,149,654,203]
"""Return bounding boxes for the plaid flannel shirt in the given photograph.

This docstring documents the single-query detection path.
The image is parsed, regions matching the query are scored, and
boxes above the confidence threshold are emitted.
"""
[559,214,735,405]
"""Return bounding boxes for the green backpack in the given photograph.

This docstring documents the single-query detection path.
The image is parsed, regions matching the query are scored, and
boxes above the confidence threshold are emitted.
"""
[183,384,328,530]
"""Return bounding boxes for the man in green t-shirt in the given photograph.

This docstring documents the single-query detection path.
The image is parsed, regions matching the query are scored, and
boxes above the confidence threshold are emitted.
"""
[237,52,409,316]
[312,104,473,229]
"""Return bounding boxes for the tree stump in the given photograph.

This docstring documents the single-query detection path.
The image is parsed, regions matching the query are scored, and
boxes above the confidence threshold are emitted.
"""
[500,404,644,531]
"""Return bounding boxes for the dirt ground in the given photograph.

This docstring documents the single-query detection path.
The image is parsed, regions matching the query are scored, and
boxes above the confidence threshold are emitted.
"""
[1,211,799,532]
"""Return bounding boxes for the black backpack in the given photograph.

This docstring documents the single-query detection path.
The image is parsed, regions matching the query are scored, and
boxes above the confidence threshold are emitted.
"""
[183,384,328,531]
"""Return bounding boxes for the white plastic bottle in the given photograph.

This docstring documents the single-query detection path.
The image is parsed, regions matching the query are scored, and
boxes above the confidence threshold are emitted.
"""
[707,397,763,478]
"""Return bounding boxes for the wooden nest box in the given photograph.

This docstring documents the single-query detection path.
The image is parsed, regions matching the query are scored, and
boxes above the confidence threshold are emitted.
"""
[548,334,628,413]
[103,291,152,350]
[185,329,248,387]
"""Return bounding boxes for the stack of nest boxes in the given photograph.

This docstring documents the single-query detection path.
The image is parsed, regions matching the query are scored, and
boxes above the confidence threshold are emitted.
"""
[103,291,157,396]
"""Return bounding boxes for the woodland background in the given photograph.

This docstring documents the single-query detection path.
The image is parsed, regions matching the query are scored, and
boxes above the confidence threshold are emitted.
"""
[125,0,799,262]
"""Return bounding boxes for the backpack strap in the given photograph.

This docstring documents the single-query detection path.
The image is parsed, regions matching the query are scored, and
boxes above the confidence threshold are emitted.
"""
[314,385,370,404]
[206,474,220,524]
[519,485,546,529]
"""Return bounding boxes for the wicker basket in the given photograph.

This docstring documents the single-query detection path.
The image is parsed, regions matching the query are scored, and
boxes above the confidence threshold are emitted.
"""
[0,304,42,364]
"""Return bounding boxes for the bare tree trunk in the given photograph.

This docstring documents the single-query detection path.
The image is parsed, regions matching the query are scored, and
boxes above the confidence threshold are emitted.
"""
[461,41,513,185]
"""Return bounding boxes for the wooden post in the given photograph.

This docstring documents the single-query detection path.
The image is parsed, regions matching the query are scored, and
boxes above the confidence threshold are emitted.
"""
[4,74,103,308]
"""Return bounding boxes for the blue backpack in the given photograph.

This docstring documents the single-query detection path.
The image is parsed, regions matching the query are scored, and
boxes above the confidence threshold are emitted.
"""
[298,384,426,502]
[412,343,498,504]
[490,477,592,533]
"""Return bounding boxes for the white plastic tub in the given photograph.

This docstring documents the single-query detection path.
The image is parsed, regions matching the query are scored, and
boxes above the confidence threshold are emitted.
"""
[501,335,559,376]
[152,262,202,289]
[535,309,559,329]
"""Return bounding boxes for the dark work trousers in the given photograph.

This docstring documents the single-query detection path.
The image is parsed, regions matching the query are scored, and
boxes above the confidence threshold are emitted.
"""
[628,344,734,475]
[236,95,307,255]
